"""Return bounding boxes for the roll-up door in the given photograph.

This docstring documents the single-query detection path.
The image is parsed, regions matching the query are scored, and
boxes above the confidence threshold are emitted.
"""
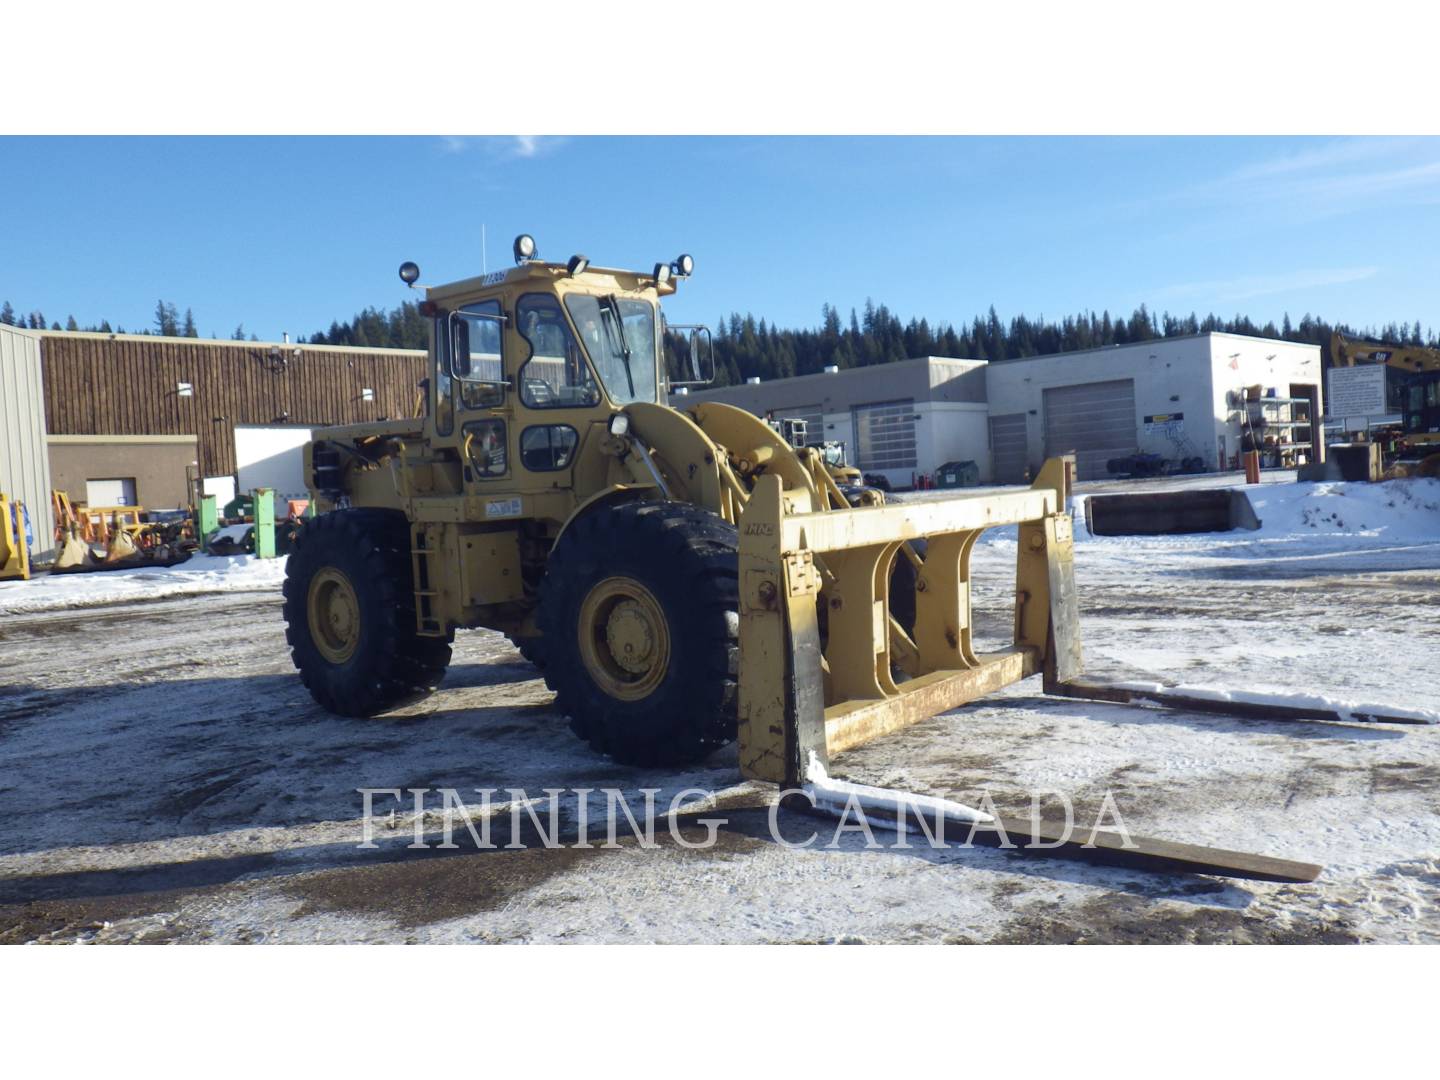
[853,399,917,471]
[1042,379,1137,480]
[987,412,1028,483]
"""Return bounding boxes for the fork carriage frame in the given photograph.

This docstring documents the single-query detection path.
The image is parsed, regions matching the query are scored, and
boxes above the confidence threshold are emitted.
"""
[738,457,1081,788]
[736,452,1424,793]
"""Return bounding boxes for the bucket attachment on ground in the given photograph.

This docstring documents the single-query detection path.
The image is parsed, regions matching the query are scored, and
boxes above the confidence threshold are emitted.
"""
[1084,489,1260,536]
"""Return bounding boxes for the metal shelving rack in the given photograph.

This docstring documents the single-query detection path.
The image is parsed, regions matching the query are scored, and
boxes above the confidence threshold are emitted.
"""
[1242,395,1314,469]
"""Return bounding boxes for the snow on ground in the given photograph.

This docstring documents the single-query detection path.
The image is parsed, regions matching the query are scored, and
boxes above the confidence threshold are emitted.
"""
[0,554,288,615]
[1,475,1437,944]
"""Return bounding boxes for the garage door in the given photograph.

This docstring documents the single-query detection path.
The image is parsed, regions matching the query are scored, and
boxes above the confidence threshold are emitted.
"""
[86,477,136,507]
[1043,379,1137,481]
[988,413,1028,484]
[853,399,917,471]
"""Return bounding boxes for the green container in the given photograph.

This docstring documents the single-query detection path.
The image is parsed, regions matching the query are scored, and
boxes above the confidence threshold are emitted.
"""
[934,460,980,489]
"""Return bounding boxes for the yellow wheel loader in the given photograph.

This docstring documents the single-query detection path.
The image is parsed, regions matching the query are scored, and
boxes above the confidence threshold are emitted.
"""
[285,236,1425,882]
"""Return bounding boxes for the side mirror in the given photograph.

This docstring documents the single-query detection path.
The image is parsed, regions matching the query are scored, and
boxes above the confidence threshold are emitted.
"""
[666,324,714,387]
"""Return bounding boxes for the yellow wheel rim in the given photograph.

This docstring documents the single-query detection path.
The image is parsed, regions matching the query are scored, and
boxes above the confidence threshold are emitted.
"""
[308,567,361,664]
[577,576,672,702]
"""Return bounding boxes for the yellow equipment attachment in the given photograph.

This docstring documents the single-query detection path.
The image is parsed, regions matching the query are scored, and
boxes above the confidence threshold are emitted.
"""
[1,494,32,581]
[103,516,142,563]
[737,457,1078,787]
[52,523,97,570]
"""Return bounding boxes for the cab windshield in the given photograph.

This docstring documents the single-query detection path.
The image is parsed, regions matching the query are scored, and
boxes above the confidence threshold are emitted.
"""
[564,294,658,405]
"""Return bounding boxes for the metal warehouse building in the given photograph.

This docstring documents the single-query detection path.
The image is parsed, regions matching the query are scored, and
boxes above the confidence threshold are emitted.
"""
[34,331,427,512]
[1,324,56,551]
[680,332,1324,485]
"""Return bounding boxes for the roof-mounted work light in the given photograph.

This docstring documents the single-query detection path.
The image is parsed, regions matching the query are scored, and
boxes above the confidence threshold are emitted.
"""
[673,253,694,277]
[513,234,538,264]
[398,261,421,286]
[567,254,590,276]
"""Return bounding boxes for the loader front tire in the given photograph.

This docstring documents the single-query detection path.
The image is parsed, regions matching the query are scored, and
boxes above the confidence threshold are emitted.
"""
[537,501,739,768]
[283,510,453,716]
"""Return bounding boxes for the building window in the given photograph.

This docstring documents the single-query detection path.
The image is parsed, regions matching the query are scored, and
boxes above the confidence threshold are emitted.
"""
[853,399,917,471]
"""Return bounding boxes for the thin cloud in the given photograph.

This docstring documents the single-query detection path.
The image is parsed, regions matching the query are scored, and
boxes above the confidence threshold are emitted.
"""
[434,135,569,159]
[1133,137,1440,221]
[1156,266,1380,304]
[507,135,567,159]
[1226,137,1419,181]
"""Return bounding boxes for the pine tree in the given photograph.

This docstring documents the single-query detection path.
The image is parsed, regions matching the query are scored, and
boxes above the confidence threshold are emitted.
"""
[154,300,180,337]
[182,308,198,337]
[65,315,78,331]
[232,323,247,340]
[0,301,14,325]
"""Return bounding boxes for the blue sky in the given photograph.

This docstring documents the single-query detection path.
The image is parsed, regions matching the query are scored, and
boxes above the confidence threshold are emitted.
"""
[2,136,1438,342]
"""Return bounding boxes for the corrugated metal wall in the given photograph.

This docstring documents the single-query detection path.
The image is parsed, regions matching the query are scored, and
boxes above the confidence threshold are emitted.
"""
[0,325,57,553]
[39,334,428,478]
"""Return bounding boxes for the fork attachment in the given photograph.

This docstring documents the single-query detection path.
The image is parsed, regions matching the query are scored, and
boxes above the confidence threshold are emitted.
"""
[737,457,1080,788]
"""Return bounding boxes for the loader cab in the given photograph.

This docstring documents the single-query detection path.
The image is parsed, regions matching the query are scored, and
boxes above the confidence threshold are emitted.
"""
[413,238,712,502]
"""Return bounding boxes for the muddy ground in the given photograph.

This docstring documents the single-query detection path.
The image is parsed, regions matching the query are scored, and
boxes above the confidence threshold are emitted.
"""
[2,534,1438,944]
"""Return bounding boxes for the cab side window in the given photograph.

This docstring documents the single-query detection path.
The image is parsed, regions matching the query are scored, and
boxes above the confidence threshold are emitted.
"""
[520,425,578,472]
[462,418,507,479]
[452,300,506,411]
[517,293,600,409]
[433,318,455,436]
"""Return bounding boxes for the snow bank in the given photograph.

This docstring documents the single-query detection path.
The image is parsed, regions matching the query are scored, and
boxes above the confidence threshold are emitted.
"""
[0,554,288,615]
[1246,477,1440,542]
[1069,476,1440,547]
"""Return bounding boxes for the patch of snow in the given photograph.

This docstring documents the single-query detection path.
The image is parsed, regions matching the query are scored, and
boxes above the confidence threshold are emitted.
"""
[1107,681,1440,725]
[0,554,288,615]
[804,754,993,827]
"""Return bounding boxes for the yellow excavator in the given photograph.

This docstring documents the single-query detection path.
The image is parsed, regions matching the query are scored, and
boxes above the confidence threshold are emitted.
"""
[1331,331,1440,472]
[278,236,1427,883]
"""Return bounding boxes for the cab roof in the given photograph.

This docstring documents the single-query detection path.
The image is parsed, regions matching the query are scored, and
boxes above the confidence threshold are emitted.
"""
[426,261,675,305]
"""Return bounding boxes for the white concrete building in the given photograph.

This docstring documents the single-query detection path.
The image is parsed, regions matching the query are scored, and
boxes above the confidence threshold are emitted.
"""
[984,333,1324,481]
[677,333,1324,486]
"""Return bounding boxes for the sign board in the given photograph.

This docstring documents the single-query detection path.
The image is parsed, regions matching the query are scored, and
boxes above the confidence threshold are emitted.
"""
[1142,412,1184,434]
[1327,365,1386,420]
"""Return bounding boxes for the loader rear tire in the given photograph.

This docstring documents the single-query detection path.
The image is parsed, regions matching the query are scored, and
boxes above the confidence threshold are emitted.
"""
[537,501,739,768]
[283,509,453,717]
[509,634,547,670]
[888,538,928,636]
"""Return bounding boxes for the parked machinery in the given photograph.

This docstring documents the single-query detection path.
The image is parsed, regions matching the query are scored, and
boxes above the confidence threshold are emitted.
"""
[49,490,193,573]
[0,494,32,581]
[1332,331,1440,473]
[281,237,1424,882]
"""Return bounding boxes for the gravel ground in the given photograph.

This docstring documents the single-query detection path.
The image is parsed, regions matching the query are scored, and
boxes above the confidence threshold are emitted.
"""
[2,516,1438,944]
